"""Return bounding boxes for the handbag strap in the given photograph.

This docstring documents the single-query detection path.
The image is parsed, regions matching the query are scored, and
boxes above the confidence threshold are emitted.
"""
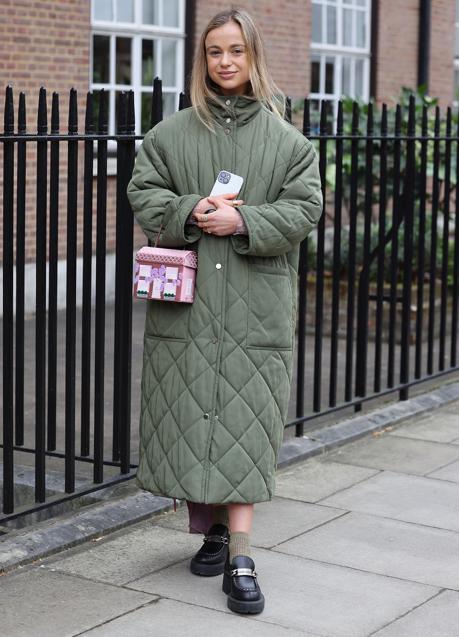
[154,224,163,248]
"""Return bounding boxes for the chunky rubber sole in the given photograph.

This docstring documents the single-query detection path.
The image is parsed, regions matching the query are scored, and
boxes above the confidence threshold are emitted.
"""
[222,571,265,614]
[190,557,226,576]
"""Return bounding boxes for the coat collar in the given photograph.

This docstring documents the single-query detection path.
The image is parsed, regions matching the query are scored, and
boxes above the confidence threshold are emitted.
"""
[207,94,262,127]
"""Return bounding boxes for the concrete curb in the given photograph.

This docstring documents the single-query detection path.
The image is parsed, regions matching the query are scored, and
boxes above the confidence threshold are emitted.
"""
[1,379,458,574]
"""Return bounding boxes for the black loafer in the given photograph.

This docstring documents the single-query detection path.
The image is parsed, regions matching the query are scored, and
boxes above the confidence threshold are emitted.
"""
[222,554,265,614]
[189,523,230,576]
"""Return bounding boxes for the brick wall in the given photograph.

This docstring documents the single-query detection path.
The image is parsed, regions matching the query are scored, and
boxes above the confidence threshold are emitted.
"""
[0,0,90,126]
[429,0,456,107]
[375,0,419,106]
[194,1,311,102]
[375,0,455,107]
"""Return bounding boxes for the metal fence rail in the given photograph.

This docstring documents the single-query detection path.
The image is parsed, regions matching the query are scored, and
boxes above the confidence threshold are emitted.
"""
[1,80,458,519]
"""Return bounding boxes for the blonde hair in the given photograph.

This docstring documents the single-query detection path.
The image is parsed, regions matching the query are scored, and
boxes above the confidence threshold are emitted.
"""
[190,8,286,131]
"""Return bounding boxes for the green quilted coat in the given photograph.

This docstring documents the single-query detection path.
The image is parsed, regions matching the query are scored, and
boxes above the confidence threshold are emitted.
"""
[127,95,322,504]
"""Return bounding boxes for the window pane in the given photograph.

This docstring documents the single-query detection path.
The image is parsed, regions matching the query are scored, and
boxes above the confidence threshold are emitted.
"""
[93,35,110,83]
[162,39,177,85]
[143,0,160,24]
[343,9,353,47]
[163,92,175,118]
[355,59,364,96]
[312,4,323,43]
[94,0,113,21]
[311,55,320,93]
[115,90,130,130]
[116,0,133,22]
[141,93,152,133]
[142,39,158,86]
[116,37,131,84]
[325,57,335,94]
[163,0,180,27]
[356,10,366,47]
[326,5,337,44]
[342,57,351,95]
[455,68,459,101]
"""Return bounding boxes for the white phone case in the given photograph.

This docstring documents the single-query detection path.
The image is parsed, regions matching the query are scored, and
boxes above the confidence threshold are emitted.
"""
[209,170,244,197]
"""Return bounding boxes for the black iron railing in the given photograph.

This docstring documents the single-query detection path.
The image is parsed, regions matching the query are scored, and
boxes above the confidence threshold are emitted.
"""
[1,80,458,520]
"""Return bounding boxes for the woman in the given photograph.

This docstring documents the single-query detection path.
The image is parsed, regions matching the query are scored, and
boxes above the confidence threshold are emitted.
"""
[127,9,322,615]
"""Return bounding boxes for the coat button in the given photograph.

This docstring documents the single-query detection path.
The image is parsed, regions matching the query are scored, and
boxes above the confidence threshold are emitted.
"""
[216,263,222,269]
[225,99,231,105]
[226,117,231,123]
[203,413,209,420]
[225,128,230,134]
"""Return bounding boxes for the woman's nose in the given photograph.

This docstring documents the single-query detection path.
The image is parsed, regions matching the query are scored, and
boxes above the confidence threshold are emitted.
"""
[220,51,231,66]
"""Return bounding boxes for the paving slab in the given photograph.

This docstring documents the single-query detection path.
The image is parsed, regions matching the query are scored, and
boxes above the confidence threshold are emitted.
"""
[320,471,459,532]
[125,546,436,637]
[372,590,459,637]
[427,458,459,483]
[0,567,155,637]
[325,434,459,476]
[83,597,314,637]
[274,511,459,589]
[388,411,459,443]
[274,458,379,503]
[251,497,346,548]
[41,522,199,585]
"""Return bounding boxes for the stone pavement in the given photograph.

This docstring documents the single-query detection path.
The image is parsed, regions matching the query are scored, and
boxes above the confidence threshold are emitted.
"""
[2,399,459,637]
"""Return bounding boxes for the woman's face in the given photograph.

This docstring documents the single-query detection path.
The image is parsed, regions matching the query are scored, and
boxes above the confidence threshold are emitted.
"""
[205,21,251,96]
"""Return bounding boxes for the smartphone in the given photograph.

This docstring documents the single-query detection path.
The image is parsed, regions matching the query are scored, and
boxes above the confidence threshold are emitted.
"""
[209,170,244,197]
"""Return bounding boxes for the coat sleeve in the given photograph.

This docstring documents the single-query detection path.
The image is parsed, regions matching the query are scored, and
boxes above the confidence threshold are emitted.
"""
[126,129,202,247]
[231,138,323,257]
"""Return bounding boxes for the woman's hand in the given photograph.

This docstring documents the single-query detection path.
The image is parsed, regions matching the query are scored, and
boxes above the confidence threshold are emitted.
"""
[195,193,244,236]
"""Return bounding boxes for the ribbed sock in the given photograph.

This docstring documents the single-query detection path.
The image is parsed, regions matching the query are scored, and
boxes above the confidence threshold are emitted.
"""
[229,531,251,562]
[212,504,229,527]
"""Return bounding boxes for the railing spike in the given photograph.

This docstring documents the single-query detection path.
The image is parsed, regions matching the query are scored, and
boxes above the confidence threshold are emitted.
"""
[151,76,163,127]
[85,91,94,135]
[51,92,59,135]
[68,87,78,134]
[18,91,26,134]
[37,86,47,134]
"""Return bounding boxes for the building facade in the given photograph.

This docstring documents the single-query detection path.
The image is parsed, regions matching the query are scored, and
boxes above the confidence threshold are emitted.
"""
[1,1,456,133]
[0,0,457,300]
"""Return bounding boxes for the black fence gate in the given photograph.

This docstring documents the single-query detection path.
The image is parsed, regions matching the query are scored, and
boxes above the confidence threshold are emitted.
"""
[1,80,458,520]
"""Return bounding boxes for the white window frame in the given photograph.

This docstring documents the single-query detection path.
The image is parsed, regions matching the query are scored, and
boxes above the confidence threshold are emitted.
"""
[90,0,185,138]
[310,0,371,124]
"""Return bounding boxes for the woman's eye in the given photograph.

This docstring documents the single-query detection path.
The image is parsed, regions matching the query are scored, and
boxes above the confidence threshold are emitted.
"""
[209,50,220,57]
[232,49,243,54]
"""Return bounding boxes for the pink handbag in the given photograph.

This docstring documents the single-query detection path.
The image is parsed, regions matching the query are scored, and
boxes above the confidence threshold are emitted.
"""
[133,245,197,303]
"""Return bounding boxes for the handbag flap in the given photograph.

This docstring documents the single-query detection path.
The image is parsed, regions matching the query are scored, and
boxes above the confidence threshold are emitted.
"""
[135,246,198,269]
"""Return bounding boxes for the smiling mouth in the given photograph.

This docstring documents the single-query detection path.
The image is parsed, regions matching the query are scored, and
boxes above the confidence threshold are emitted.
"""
[219,72,236,78]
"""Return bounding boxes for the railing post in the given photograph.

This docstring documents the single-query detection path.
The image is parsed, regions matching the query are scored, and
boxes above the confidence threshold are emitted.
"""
[48,91,60,452]
[345,102,359,407]
[355,103,374,402]
[94,89,108,483]
[329,100,344,408]
[80,91,95,457]
[399,95,416,400]
[3,85,15,514]
[16,91,26,448]
[36,87,48,502]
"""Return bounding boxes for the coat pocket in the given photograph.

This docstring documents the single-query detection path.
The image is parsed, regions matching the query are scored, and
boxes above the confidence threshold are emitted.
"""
[247,268,293,350]
[145,300,191,341]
